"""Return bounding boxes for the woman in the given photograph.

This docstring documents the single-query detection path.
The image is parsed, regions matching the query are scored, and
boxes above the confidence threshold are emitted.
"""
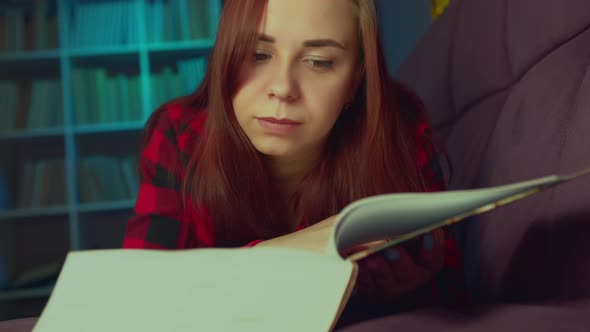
[124,0,467,326]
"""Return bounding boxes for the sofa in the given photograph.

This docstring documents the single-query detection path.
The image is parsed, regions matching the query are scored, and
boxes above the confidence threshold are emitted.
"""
[341,0,590,330]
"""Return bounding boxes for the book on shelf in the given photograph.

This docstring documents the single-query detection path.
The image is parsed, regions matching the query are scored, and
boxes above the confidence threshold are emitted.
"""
[0,1,58,52]
[78,155,138,204]
[31,0,58,50]
[0,79,62,132]
[151,57,207,108]
[188,0,212,40]
[33,166,590,331]
[145,0,213,43]
[46,10,58,49]
[69,0,138,48]
[145,0,163,43]
[94,69,108,124]
[126,2,138,45]
[23,6,34,51]
[0,81,18,132]
[3,6,24,52]
[178,57,207,94]
[32,0,48,49]
[163,0,179,42]
[0,12,5,52]
[17,158,65,209]
[16,81,32,129]
[27,79,63,129]
[72,68,141,125]
[17,161,35,208]
[0,165,9,210]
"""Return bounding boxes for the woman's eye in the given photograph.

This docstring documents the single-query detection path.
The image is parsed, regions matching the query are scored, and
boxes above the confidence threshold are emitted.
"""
[254,52,271,62]
[307,59,334,70]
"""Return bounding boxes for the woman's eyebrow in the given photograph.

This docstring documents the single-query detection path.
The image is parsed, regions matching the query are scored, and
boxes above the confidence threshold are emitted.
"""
[258,34,275,43]
[303,39,346,50]
[257,34,346,50]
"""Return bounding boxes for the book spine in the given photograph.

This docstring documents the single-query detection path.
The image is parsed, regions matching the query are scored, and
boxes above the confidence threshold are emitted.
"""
[128,75,141,121]
[16,80,32,129]
[24,7,34,50]
[153,0,163,43]
[30,160,46,208]
[35,80,46,128]
[33,0,47,49]
[47,3,58,48]
[0,81,18,131]
[13,8,25,51]
[17,161,35,208]
[0,11,5,51]
[0,164,9,210]
[26,80,40,128]
[117,74,130,121]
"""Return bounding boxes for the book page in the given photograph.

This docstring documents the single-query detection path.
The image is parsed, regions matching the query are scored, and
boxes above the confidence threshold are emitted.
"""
[326,173,576,257]
[34,247,354,332]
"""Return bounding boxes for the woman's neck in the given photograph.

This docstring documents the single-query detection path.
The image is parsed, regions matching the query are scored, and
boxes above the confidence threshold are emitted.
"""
[266,148,322,204]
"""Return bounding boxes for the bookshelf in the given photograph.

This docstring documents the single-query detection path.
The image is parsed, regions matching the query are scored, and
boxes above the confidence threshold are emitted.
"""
[0,0,221,320]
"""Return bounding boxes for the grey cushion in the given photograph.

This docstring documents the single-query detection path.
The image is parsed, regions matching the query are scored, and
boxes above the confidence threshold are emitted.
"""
[342,301,590,332]
[397,0,590,304]
[0,318,37,332]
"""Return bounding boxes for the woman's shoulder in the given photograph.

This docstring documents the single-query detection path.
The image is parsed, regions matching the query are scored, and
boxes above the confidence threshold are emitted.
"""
[139,102,208,175]
[145,102,208,152]
[151,102,207,138]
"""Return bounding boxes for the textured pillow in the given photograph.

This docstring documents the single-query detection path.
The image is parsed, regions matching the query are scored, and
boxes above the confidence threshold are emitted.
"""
[396,0,590,303]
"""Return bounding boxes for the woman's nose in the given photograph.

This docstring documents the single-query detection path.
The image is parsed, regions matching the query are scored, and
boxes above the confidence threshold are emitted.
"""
[267,63,300,103]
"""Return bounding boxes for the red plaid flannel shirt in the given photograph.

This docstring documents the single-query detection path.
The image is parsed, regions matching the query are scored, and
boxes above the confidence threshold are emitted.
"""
[123,103,468,306]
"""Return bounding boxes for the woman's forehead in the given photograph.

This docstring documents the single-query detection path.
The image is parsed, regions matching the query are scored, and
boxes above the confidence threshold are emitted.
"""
[258,0,357,46]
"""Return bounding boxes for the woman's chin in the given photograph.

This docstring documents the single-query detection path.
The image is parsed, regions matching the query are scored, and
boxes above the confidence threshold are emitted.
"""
[257,147,295,159]
[252,141,297,159]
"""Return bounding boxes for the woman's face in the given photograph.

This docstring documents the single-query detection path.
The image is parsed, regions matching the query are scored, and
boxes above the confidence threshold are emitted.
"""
[232,0,361,161]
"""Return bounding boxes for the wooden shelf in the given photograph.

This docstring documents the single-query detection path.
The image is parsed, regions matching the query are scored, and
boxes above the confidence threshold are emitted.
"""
[0,206,69,221]
[64,39,216,59]
[147,39,215,53]
[0,1,222,317]
[68,45,141,58]
[77,200,135,214]
[74,122,145,135]
[0,50,61,62]
[0,128,65,141]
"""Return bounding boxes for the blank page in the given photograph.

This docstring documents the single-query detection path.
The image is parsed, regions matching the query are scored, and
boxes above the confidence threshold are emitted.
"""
[34,247,354,332]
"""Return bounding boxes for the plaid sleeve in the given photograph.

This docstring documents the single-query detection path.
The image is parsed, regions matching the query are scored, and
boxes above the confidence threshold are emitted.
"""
[415,119,445,192]
[123,105,199,250]
[415,118,470,306]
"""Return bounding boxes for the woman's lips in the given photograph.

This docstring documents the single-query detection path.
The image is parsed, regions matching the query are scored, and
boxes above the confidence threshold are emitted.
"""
[256,117,302,135]
[257,117,302,125]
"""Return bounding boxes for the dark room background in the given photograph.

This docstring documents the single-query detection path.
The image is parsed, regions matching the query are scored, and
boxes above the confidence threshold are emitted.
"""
[0,0,444,321]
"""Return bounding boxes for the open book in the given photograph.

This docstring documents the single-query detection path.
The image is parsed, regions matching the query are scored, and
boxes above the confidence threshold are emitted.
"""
[33,167,590,332]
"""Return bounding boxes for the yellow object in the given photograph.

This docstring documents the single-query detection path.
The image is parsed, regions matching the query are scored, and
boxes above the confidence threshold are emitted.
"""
[432,0,451,19]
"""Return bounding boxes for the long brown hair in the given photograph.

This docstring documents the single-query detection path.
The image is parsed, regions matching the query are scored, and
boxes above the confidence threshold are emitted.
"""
[143,0,431,246]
